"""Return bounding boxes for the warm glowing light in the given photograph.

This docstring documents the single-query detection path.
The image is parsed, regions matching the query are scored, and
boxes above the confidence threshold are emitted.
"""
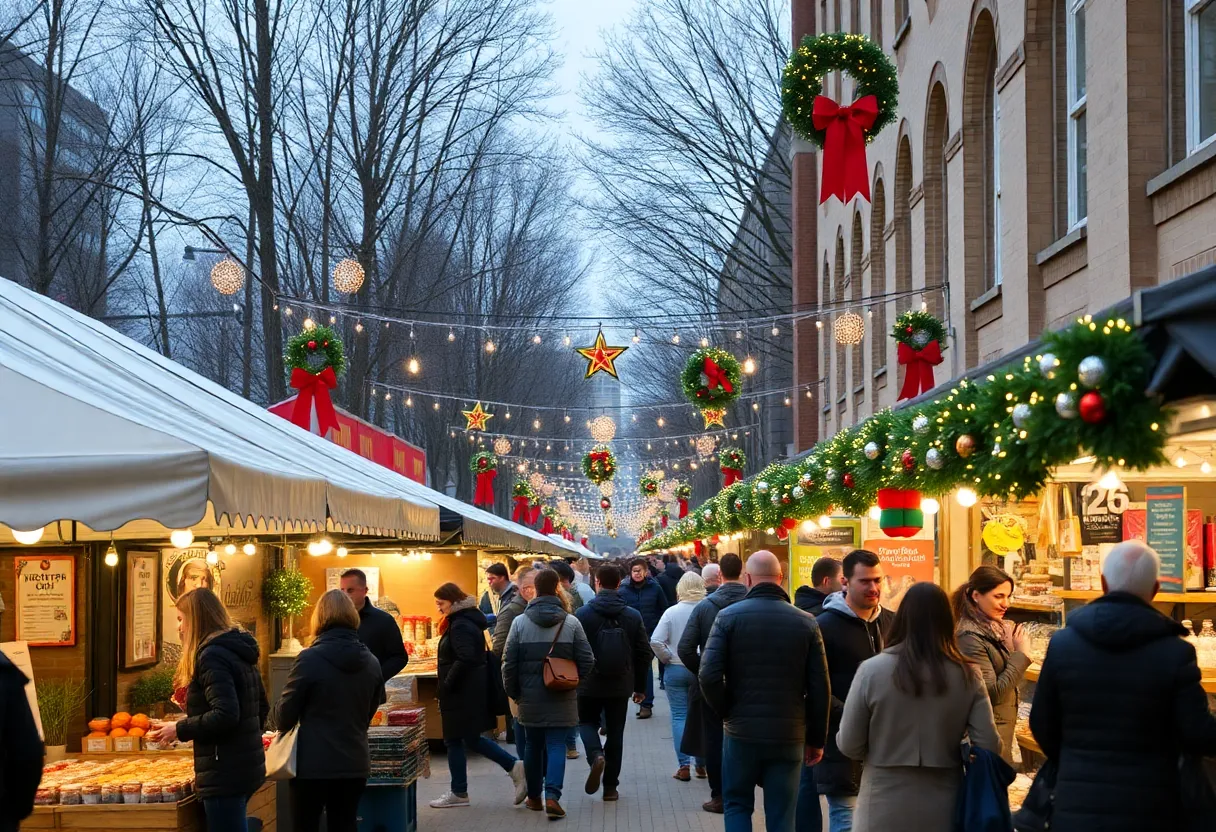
[104,545,119,567]
[956,488,978,507]
[1098,470,1124,490]
[407,357,420,375]
[921,498,941,515]
[485,340,496,353]
[818,515,832,528]
[742,356,756,375]
[170,529,195,549]
[332,258,365,293]
[205,550,219,566]
[337,546,348,557]
[224,543,237,556]
[1204,461,1213,475]
[1175,454,1188,468]
[243,542,257,556]
[868,506,882,521]
[11,527,44,545]
[210,258,244,295]
[801,520,818,533]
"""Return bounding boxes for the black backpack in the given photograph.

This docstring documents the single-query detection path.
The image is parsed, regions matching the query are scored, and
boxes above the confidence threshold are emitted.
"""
[594,614,632,678]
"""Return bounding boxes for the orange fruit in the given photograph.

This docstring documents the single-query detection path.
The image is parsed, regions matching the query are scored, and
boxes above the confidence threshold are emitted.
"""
[111,712,131,729]
[87,731,107,738]
[130,713,150,730]
[109,727,128,737]
[88,717,111,733]
[127,727,146,738]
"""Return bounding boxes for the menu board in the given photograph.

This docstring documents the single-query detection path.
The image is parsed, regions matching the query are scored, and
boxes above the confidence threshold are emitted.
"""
[789,519,860,592]
[13,555,76,647]
[123,552,160,669]
[1146,486,1186,592]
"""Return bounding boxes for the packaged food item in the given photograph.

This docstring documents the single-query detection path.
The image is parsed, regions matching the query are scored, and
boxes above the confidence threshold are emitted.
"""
[101,783,122,804]
[161,782,184,803]
[34,786,59,806]
[121,782,142,804]
[59,784,82,805]
[141,783,162,803]
[81,784,102,804]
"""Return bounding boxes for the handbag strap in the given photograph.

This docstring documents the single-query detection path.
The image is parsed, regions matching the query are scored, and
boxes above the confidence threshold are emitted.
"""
[547,616,567,657]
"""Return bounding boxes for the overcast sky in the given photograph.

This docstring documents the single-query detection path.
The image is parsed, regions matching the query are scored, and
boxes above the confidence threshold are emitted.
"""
[548,0,636,142]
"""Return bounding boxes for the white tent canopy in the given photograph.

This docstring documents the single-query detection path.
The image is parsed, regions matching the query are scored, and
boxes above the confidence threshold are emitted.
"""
[0,278,440,538]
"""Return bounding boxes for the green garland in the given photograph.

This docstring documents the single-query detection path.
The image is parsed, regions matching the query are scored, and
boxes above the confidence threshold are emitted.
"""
[720,447,747,471]
[640,316,1169,551]
[285,325,346,377]
[583,444,616,483]
[781,32,899,148]
[263,568,312,618]
[639,472,661,499]
[512,478,533,499]
[469,450,497,474]
[892,310,948,352]
[675,482,692,501]
[682,347,742,410]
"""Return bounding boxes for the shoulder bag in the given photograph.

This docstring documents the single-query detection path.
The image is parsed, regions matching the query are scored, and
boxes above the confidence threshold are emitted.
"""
[542,616,580,691]
[264,724,299,780]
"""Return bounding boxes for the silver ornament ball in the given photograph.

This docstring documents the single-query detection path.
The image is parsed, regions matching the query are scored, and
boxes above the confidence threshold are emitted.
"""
[770,494,781,505]
[925,447,945,470]
[864,441,881,460]
[825,468,838,482]
[800,472,814,486]
[1077,355,1107,388]
[703,509,713,521]
[1055,391,1078,419]
[1038,353,1060,378]
[1012,403,1033,429]
[911,329,932,349]
[756,480,770,494]
[792,486,805,499]
[912,414,931,435]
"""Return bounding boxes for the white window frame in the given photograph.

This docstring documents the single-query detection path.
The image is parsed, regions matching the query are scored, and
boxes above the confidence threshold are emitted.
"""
[1066,0,1087,229]
[993,74,1003,287]
[1186,0,1216,154]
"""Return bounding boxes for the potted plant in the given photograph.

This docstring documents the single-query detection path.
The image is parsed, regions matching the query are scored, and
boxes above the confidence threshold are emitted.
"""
[264,567,312,653]
[129,665,176,719]
[36,678,89,761]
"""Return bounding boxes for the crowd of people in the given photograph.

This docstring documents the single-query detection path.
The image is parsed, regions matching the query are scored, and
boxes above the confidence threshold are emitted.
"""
[4,541,1216,832]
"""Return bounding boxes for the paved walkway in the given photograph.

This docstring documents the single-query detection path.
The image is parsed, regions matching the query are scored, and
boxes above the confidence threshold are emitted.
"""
[417,681,828,831]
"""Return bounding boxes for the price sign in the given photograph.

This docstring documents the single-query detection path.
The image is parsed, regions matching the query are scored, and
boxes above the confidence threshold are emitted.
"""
[1076,482,1127,545]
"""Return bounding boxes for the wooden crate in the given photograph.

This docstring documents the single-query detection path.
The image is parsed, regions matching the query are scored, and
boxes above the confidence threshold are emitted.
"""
[22,782,274,832]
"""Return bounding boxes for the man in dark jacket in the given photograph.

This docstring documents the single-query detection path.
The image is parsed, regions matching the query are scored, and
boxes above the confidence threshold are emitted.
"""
[655,556,684,606]
[574,564,652,801]
[492,567,536,761]
[1031,541,1216,832]
[618,557,670,718]
[793,556,842,616]
[341,569,408,691]
[478,562,518,621]
[677,552,747,814]
[699,551,830,832]
[811,549,893,832]
[0,650,42,832]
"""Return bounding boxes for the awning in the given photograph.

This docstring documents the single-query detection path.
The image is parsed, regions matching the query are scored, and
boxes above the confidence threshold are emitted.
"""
[0,277,440,538]
[421,489,574,556]
[1133,264,1216,402]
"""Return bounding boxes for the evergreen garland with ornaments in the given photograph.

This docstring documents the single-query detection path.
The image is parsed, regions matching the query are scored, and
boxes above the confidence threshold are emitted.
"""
[639,316,1168,551]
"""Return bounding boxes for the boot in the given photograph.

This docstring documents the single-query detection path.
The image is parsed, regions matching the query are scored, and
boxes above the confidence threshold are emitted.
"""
[673,765,691,782]
[702,796,724,814]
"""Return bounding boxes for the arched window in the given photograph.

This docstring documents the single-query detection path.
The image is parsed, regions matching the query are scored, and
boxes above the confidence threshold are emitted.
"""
[850,212,864,405]
[924,82,949,319]
[964,11,1000,298]
[822,254,832,424]
[870,177,888,378]
[871,0,884,47]
[894,134,914,308]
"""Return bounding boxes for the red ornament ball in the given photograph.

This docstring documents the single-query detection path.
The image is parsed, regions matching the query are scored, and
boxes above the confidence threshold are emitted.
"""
[901,450,916,472]
[322,340,330,347]
[306,340,317,350]
[843,472,855,488]
[478,458,488,468]
[905,325,913,334]
[1079,391,1106,423]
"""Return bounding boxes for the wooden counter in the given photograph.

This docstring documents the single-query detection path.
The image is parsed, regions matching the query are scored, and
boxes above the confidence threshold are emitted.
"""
[25,779,275,832]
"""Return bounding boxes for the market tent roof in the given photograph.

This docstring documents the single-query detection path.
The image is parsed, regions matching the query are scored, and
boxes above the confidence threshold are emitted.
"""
[0,277,440,538]
[421,489,573,556]
[1133,264,1216,403]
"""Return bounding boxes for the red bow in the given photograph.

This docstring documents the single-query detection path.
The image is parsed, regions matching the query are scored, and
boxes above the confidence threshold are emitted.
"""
[703,356,733,394]
[722,466,743,487]
[541,514,555,535]
[896,340,944,401]
[529,503,541,526]
[473,468,496,507]
[580,536,588,548]
[812,94,879,204]
[678,498,689,519]
[512,495,530,523]
[661,515,668,529]
[289,366,340,436]
[693,540,703,556]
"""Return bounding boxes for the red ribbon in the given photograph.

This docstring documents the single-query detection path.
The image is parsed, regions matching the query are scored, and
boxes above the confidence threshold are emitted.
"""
[896,340,944,401]
[812,94,879,204]
[289,366,340,436]
[529,503,541,526]
[512,495,530,523]
[661,515,668,529]
[693,540,703,556]
[580,536,588,548]
[723,467,743,486]
[678,498,689,519]
[541,515,554,535]
[473,469,496,507]
[703,356,734,394]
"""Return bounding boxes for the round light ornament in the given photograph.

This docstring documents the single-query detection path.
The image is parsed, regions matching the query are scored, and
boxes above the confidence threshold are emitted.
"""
[528,472,545,491]
[1011,403,1033,429]
[770,494,781,505]
[955,434,976,458]
[912,414,931,435]
[599,481,615,497]
[696,435,717,458]
[1077,355,1107,388]
[756,480,770,494]
[210,258,244,295]
[925,447,945,470]
[703,509,713,521]
[825,468,838,483]
[833,311,865,346]
[863,441,881,460]
[492,437,511,456]
[792,486,805,499]
[589,415,617,443]
[1055,391,1079,419]
[332,258,365,294]
[1038,353,1060,378]
[542,483,556,497]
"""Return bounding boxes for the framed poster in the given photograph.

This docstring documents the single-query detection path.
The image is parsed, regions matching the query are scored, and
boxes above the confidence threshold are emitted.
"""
[13,555,76,647]
[789,519,861,593]
[122,551,161,669]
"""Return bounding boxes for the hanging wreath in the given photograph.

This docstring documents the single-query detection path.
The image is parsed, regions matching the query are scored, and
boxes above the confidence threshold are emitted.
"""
[469,451,498,507]
[781,32,899,203]
[582,444,617,483]
[892,310,948,401]
[720,447,747,486]
[639,472,661,499]
[682,347,742,411]
[512,479,533,523]
[540,505,558,535]
[675,482,692,519]
[284,326,346,436]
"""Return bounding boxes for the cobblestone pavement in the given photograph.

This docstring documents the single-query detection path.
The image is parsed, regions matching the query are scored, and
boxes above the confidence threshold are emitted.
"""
[417,680,828,831]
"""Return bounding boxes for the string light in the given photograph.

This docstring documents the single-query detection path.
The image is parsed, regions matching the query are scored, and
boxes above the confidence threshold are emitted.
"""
[533,334,542,344]
[671,332,680,344]
[632,329,640,343]
[485,339,496,353]
[448,329,456,342]
[407,357,420,375]
[743,356,756,374]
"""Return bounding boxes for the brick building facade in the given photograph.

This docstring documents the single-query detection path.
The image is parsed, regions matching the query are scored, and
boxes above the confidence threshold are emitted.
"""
[790,0,1216,449]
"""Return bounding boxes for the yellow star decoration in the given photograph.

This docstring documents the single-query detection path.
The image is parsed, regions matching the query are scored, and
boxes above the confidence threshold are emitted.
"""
[576,331,628,379]
[701,408,726,429]
[462,402,493,431]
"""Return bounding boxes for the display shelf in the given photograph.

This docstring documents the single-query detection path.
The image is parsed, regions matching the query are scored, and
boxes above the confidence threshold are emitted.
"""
[1024,663,1216,692]
[1055,589,1216,603]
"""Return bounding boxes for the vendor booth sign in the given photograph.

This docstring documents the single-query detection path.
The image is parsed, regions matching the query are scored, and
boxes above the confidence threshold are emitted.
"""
[790,519,860,593]
[13,555,75,646]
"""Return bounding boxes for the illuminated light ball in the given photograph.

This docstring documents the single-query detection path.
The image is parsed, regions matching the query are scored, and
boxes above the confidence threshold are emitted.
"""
[1011,403,1033,430]
[170,529,195,549]
[864,441,881,460]
[1038,353,1059,378]
[925,448,945,470]
[528,472,545,491]
[243,542,257,556]
[598,481,615,497]
[332,258,365,294]
[589,415,617,443]
[542,483,556,497]
[921,498,941,515]
[955,434,976,458]
[1077,355,1107,388]
[206,549,219,566]
[493,437,511,456]
[1055,391,1079,419]
[11,527,44,545]
[868,506,882,521]
[956,488,978,507]
[696,435,717,458]
[912,414,931,435]
[209,258,244,295]
[833,311,865,346]
[756,480,770,494]
[792,486,805,500]
[1079,391,1106,424]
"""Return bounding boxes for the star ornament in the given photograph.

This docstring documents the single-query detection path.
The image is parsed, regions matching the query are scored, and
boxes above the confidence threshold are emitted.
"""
[576,331,627,380]
[701,408,726,429]
[462,402,493,431]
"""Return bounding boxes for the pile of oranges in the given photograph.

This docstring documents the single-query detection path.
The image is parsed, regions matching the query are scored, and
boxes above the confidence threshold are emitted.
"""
[87,712,152,739]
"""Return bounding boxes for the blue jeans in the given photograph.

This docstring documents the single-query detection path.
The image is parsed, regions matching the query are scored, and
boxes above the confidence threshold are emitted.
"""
[722,736,802,832]
[566,725,578,752]
[795,764,823,832]
[642,660,655,709]
[826,794,857,832]
[202,795,248,832]
[444,735,517,795]
[524,726,570,800]
[664,664,704,768]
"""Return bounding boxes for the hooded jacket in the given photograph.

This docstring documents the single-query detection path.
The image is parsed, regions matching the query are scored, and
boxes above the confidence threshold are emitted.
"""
[698,583,830,747]
[814,591,895,795]
[655,562,685,606]
[502,595,595,727]
[1030,592,1216,832]
[357,600,408,689]
[176,629,268,799]
[619,575,670,634]
[0,652,42,831]
[956,615,1030,764]
[575,589,652,699]
[793,585,829,616]
[436,605,496,740]
[273,626,382,779]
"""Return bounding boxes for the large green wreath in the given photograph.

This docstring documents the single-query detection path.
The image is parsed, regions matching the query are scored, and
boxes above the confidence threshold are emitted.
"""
[469,450,497,474]
[892,310,948,352]
[583,445,616,483]
[781,32,899,148]
[639,472,661,499]
[512,478,534,499]
[285,325,346,377]
[682,347,742,410]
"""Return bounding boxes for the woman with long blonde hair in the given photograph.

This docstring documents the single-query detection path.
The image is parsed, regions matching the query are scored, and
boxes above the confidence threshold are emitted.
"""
[649,571,707,781]
[274,589,382,832]
[147,588,267,831]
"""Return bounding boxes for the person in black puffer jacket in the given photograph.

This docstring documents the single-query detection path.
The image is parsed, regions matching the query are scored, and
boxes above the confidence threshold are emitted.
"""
[793,556,842,617]
[618,558,670,717]
[148,588,267,832]
[1030,541,1216,832]
[0,650,43,832]
[274,590,382,832]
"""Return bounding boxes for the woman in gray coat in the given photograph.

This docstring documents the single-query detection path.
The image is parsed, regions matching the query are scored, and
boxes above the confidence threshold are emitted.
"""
[502,568,595,819]
[953,566,1030,764]
[837,583,1001,832]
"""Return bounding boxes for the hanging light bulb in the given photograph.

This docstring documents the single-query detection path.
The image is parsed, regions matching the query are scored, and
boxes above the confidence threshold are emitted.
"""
[818,515,832,528]
[243,542,257,556]
[868,506,882,521]
[657,416,666,428]
[784,396,792,406]
[332,258,365,293]
[532,419,541,430]
[485,339,496,353]
[433,401,440,410]
[700,336,709,348]
[772,325,780,336]
[448,329,456,342]
[1204,461,1213,475]
[11,527,45,545]
[355,322,364,333]
[563,333,571,347]
[956,488,978,507]
[302,317,316,331]
[735,330,743,340]
[407,357,420,375]
[170,529,194,549]
[224,543,237,556]
[1174,453,1188,468]
[632,329,640,343]
[405,396,413,407]
[533,334,542,344]
[104,543,119,567]
[205,549,219,566]
[671,332,680,344]
[1098,470,1124,490]
[921,498,941,515]
[743,356,756,375]
[337,546,348,558]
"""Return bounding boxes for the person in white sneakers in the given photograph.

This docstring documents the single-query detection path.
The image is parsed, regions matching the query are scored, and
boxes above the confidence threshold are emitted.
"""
[429,582,526,809]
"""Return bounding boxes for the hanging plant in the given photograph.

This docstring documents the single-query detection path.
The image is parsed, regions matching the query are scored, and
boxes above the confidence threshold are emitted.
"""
[264,568,312,619]
[682,347,742,410]
[583,444,617,483]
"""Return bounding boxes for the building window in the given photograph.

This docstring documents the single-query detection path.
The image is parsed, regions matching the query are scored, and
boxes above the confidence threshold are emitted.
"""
[1066,0,1087,227]
[872,0,884,47]
[1187,0,1216,152]
[992,54,1002,287]
[895,0,908,30]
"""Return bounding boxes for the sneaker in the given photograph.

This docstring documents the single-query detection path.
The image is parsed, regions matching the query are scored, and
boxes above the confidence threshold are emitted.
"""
[585,754,606,794]
[636,706,652,719]
[695,765,708,779]
[509,760,527,805]
[525,797,544,811]
[603,788,619,801]
[673,766,691,782]
[566,747,580,760]
[702,797,723,814]
[546,798,566,819]
[429,791,470,809]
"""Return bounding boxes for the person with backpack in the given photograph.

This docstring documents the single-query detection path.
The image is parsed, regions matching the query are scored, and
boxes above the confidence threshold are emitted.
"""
[574,563,653,801]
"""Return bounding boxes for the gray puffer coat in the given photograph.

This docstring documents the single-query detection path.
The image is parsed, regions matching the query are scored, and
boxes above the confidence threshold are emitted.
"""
[956,616,1030,765]
[502,595,595,728]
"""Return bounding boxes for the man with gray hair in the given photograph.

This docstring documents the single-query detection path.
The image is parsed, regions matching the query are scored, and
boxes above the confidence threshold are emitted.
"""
[1029,540,1216,831]
[701,562,722,593]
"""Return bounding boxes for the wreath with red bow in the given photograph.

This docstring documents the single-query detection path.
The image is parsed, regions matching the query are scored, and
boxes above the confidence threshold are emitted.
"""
[892,310,947,401]
[682,347,742,410]
[284,326,346,435]
[582,444,616,483]
[639,472,661,499]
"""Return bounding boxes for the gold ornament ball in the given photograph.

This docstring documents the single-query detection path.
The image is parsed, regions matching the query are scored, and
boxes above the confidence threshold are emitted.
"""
[528,472,545,491]
[955,434,976,458]
[332,258,365,294]
[210,258,244,295]
[833,311,865,346]
[589,415,617,443]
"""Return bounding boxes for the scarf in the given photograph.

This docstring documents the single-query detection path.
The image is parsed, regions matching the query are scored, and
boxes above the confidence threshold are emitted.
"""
[957,602,1011,647]
[439,596,478,635]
